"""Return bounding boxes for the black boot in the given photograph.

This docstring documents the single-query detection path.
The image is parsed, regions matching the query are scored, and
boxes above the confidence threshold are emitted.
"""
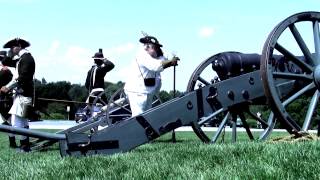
[19,138,31,153]
[8,136,17,148]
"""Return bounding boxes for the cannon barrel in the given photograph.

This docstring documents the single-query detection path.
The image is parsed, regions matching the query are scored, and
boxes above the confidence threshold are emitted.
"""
[212,52,289,80]
[212,52,261,80]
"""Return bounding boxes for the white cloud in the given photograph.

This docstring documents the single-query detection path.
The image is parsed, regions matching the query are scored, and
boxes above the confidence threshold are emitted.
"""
[198,27,215,38]
[103,42,136,83]
[48,40,60,56]
[65,46,91,68]
[105,42,135,57]
[35,42,136,85]
[115,65,131,81]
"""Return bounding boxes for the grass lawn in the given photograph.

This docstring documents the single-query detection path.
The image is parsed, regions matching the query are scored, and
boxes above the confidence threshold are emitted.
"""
[0,131,319,179]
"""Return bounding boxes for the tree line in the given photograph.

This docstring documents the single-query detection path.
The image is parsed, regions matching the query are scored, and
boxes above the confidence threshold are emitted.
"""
[34,78,182,120]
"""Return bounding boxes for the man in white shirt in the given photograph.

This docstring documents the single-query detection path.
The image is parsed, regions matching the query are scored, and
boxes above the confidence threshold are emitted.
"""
[124,35,179,116]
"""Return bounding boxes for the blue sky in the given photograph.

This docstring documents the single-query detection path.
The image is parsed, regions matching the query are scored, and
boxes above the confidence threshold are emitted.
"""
[0,0,319,91]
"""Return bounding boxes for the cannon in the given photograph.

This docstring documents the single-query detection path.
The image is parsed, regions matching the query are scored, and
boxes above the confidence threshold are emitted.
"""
[0,11,319,156]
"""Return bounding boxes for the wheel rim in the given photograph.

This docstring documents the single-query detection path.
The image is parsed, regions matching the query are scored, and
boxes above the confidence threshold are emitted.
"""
[261,11,320,133]
[187,52,275,143]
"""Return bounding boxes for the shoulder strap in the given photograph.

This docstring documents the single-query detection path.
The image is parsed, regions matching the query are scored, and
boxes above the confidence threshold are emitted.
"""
[89,66,97,93]
[135,58,156,79]
[135,58,145,79]
[32,75,35,106]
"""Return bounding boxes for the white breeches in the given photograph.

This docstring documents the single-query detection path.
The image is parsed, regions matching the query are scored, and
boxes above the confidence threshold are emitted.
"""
[9,95,32,117]
[9,95,31,140]
[125,91,155,117]
[11,114,29,140]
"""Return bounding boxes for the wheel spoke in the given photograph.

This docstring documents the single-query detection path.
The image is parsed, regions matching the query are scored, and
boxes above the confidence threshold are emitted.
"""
[275,82,315,132]
[197,76,211,86]
[289,24,315,66]
[198,108,224,125]
[259,113,276,140]
[239,113,254,140]
[273,72,313,81]
[110,102,131,113]
[246,109,269,128]
[282,83,315,106]
[99,99,107,105]
[109,114,131,118]
[302,90,319,131]
[211,112,229,143]
[275,43,313,73]
[314,20,320,64]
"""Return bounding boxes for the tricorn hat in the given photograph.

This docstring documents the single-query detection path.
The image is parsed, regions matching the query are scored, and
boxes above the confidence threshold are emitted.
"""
[3,38,30,49]
[139,36,163,47]
[92,48,105,60]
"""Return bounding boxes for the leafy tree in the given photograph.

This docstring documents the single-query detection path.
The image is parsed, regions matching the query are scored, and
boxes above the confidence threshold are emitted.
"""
[158,90,183,102]
[68,84,88,103]
[104,81,124,99]
[159,90,171,102]
[44,113,65,120]
[168,90,183,98]
[41,78,47,84]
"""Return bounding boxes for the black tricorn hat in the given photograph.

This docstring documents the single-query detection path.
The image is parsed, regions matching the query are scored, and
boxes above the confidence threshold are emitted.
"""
[92,48,105,60]
[3,38,30,49]
[139,36,163,47]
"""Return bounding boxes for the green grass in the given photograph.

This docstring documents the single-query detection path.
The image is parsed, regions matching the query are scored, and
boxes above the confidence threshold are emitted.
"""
[0,132,319,179]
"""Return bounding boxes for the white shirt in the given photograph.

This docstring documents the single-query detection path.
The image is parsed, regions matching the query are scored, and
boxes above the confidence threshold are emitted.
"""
[124,47,166,94]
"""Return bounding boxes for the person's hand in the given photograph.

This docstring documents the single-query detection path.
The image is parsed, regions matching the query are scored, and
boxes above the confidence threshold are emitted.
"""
[162,57,180,69]
[0,86,9,93]
[1,66,8,71]
[103,58,111,64]
[171,56,180,66]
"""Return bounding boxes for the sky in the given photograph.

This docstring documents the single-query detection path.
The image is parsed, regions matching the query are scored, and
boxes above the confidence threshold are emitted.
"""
[0,0,319,92]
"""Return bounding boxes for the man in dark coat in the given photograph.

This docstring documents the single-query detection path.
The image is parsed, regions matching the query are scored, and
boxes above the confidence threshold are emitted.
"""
[85,49,114,117]
[0,38,35,152]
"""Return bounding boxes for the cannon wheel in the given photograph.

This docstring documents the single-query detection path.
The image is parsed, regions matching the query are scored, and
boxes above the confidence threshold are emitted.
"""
[96,85,163,126]
[187,53,276,143]
[87,90,110,117]
[261,11,320,134]
[104,86,132,125]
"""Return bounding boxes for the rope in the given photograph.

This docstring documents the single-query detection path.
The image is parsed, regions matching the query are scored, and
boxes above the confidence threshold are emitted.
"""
[37,97,92,105]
